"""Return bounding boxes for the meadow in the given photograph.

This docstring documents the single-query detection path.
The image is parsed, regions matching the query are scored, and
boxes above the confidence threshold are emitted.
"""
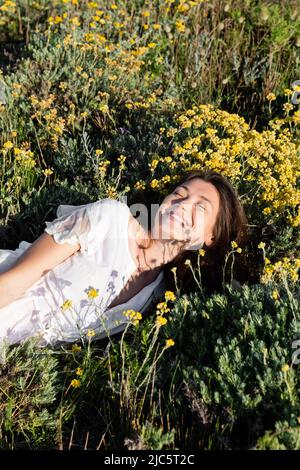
[0,0,299,450]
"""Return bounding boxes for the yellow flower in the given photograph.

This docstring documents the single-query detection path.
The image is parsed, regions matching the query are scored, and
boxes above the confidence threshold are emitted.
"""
[95,149,103,156]
[266,92,276,101]
[87,329,95,337]
[156,316,168,327]
[86,287,99,299]
[150,179,159,189]
[283,103,293,113]
[71,344,81,353]
[175,19,185,33]
[156,302,170,314]
[281,364,289,373]
[148,159,159,171]
[3,140,13,150]
[165,338,175,348]
[231,240,238,249]
[61,299,73,311]
[272,289,279,300]
[199,248,206,256]
[70,379,81,388]
[76,367,83,376]
[258,242,266,249]
[70,17,81,27]
[164,291,176,302]
[99,104,109,114]
[236,247,242,253]
[123,309,142,326]
[263,207,271,215]
[43,168,54,177]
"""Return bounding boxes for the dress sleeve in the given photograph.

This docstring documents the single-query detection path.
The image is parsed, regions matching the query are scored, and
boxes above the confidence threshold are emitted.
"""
[44,199,111,254]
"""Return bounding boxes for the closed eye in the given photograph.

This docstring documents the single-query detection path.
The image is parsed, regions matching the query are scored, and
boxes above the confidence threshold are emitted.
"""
[173,191,206,211]
[174,191,184,197]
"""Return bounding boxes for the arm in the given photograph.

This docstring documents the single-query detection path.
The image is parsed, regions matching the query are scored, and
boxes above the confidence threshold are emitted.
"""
[0,232,80,309]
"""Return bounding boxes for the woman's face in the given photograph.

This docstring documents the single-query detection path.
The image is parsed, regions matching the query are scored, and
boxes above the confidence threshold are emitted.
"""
[152,178,220,250]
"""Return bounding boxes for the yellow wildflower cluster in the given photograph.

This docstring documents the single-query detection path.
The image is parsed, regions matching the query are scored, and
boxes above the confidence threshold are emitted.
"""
[43,168,54,177]
[70,379,81,388]
[105,184,118,199]
[98,159,110,176]
[165,338,175,348]
[123,309,142,326]
[156,302,170,315]
[134,180,146,190]
[2,140,13,150]
[76,367,83,376]
[61,299,73,311]
[148,156,177,174]
[86,287,99,299]
[29,93,66,150]
[148,104,300,227]
[117,154,127,171]
[175,19,186,33]
[261,257,300,285]
[0,0,16,13]
[3,144,36,170]
[155,291,176,327]
[156,315,168,327]
[231,240,242,253]
[271,289,280,301]
[266,92,276,101]
[48,15,67,25]
[164,290,176,302]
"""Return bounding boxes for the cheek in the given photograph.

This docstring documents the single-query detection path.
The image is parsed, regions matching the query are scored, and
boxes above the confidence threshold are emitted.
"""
[193,209,206,239]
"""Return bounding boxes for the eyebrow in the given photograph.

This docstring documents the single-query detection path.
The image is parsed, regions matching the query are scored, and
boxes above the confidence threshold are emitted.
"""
[178,184,214,209]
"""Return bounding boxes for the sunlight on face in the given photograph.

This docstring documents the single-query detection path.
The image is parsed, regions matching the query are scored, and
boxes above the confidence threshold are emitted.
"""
[152,178,220,249]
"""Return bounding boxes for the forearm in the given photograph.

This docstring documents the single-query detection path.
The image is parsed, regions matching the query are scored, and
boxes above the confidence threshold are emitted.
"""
[0,273,20,309]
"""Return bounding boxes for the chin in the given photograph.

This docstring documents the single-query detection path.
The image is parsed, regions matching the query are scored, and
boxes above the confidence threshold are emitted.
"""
[153,226,188,243]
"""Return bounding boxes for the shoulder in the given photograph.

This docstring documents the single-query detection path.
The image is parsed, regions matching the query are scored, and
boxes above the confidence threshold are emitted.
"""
[93,197,129,216]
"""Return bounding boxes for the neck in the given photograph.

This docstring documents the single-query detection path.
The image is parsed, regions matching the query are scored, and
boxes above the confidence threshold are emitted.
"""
[134,221,186,273]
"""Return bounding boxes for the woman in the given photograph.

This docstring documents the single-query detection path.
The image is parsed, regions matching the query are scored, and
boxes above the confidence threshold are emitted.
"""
[0,167,248,354]
[129,167,249,296]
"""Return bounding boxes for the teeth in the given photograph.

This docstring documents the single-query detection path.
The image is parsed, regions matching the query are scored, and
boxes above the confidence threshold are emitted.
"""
[162,210,188,227]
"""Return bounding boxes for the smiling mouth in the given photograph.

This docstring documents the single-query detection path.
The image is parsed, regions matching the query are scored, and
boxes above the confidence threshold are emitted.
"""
[160,207,191,228]
[170,213,185,226]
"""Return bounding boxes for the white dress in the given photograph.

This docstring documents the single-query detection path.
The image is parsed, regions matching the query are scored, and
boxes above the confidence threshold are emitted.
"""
[0,197,166,354]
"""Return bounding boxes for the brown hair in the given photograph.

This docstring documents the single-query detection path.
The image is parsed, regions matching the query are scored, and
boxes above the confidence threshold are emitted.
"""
[127,167,250,295]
